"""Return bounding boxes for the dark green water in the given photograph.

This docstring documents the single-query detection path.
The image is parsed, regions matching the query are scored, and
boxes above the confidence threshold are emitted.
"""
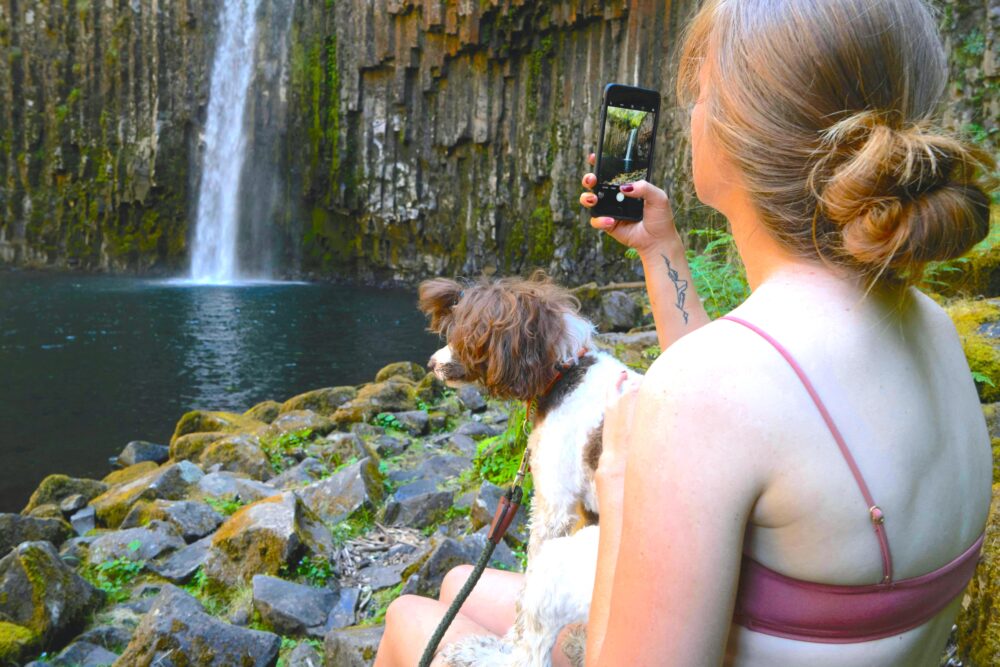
[0,270,440,512]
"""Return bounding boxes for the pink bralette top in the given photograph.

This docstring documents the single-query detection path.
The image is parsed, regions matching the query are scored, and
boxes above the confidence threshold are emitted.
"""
[722,315,985,644]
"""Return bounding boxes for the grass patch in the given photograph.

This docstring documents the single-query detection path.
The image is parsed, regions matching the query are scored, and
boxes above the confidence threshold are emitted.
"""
[279,554,334,588]
[261,428,315,474]
[80,541,144,604]
[205,494,247,517]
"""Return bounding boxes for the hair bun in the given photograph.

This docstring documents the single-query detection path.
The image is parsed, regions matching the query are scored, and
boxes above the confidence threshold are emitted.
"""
[812,111,993,278]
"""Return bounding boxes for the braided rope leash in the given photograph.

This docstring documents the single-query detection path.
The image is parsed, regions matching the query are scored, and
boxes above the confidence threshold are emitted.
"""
[417,409,533,667]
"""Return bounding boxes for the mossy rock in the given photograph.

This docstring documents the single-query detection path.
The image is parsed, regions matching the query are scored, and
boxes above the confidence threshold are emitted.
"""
[101,460,159,486]
[0,621,37,666]
[88,467,163,528]
[25,504,64,521]
[279,386,357,417]
[332,379,419,426]
[168,431,228,462]
[416,373,447,404]
[245,399,282,423]
[374,361,425,383]
[198,434,272,481]
[170,410,266,445]
[21,475,107,516]
[946,299,1000,403]
[957,484,1000,666]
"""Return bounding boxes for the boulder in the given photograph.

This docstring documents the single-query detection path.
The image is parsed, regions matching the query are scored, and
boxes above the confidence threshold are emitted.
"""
[382,480,452,529]
[89,461,204,529]
[170,410,266,445]
[112,584,280,666]
[251,574,336,637]
[264,410,337,439]
[415,373,447,404]
[245,400,283,424]
[470,481,529,548]
[168,432,228,462]
[387,454,472,487]
[58,494,88,514]
[447,433,477,457]
[24,639,119,666]
[21,475,107,515]
[0,621,38,666]
[323,625,385,667]
[374,361,425,383]
[193,472,278,504]
[87,520,185,564]
[600,290,643,331]
[957,483,1000,665]
[147,535,212,584]
[0,514,72,556]
[69,507,96,536]
[359,563,407,591]
[373,434,409,458]
[198,434,272,480]
[332,380,418,426]
[101,461,160,486]
[295,458,383,525]
[116,441,169,468]
[281,387,358,417]
[0,542,104,652]
[204,492,335,588]
[270,457,329,490]
[455,420,500,439]
[326,588,361,631]
[287,640,323,667]
[74,624,133,654]
[26,504,64,521]
[120,499,223,542]
[456,385,487,412]
[307,433,372,467]
[390,410,429,436]
[411,532,519,598]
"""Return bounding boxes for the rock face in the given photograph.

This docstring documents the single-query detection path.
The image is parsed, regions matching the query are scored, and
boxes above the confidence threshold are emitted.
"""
[113,585,281,667]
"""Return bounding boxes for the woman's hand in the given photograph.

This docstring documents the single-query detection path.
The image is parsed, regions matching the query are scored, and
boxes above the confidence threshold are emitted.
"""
[598,370,642,484]
[578,152,680,256]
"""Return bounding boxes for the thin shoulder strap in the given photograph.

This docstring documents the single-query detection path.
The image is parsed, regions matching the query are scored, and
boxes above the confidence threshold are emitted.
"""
[721,315,894,584]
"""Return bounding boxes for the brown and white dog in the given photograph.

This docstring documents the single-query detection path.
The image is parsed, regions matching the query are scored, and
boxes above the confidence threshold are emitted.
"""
[418,271,641,667]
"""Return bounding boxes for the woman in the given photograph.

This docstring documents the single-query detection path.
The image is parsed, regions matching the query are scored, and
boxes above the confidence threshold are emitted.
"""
[375,0,995,664]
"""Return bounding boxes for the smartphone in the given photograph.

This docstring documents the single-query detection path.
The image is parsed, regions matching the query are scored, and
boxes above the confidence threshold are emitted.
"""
[591,83,661,222]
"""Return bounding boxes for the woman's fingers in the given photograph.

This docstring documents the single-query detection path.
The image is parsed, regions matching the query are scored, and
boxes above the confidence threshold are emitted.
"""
[616,179,668,206]
[580,191,598,208]
[581,172,597,189]
[587,152,596,166]
[590,216,618,233]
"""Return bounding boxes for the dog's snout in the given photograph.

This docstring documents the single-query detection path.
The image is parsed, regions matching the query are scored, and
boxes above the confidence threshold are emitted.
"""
[427,357,438,371]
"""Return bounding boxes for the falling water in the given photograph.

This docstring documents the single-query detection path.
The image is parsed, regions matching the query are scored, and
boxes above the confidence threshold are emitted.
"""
[623,127,638,172]
[189,0,263,284]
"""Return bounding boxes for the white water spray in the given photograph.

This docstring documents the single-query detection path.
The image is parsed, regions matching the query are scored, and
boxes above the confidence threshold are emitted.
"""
[189,0,262,284]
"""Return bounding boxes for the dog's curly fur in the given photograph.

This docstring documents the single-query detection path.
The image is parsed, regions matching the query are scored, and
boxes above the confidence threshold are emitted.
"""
[418,272,641,667]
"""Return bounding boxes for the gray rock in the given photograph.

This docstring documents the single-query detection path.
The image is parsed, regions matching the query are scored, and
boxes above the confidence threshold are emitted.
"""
[600,290,643,331]
[265,410,337,439]
[287,640,324,667]
[281,386,358,417]
[0,541,105,650]
[308,432,370,466]
[457,385,487,412]
[323,625,386,667]
[88,520,185,564]
[75,624,134,653]
[447,433,478,457]
[117,440,170,468]
[70,506,97,535]
[245,399,283,424]
[382,480,453,529]
[198,434,272,481]
[252,574,337,637]
[360,563,406,590]
[147,535,212,583]
[0,513,72,556]
[295,458,383,525]
[121,499,223,542]
[350,423,384,438]
[58,493,88,514]
[428,411,449,432]
[59,535,97,566]
[112,584,281,666]
[270,457,329,489]
[470,481,529,548]
[204,492,335,587]
[22,474,108,515]
[24,640,119,667]
[325,587,361,631]
[455,420,500,439]
[388,454,472,486]
[412,531,520,598]
[147,460,205,498]
[390,410,429,436]
[194,471,279,503]
[373,434,409,457]
[375,361,426,383]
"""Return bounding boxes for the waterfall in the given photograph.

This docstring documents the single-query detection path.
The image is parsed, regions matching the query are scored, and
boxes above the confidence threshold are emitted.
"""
[189,0,263,284]
[623,128,638,172]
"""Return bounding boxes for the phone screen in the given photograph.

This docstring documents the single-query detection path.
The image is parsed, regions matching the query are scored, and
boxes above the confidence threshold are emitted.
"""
[598,104,656,188]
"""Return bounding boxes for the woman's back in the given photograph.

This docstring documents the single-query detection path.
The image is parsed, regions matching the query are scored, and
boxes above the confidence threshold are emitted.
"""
[703,269,992,665]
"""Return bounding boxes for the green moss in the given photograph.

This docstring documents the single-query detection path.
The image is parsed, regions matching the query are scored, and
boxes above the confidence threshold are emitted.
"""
[946,299,1000,402]
[0,622,38,665]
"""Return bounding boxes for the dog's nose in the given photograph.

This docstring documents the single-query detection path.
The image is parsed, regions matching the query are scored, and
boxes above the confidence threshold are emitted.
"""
[427,358,437,371]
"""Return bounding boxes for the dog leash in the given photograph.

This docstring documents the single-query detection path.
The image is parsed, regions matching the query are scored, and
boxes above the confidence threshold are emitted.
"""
[417,422,531,667]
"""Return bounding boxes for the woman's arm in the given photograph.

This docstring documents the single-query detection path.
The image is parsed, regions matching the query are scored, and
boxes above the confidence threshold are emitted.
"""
[586,328,768,665]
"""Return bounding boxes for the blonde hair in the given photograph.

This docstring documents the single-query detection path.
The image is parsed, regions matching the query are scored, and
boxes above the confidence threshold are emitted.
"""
[676,0,995,286]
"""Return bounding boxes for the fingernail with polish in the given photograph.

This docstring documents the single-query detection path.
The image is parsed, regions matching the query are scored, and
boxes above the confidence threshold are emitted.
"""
[620,184,634,193]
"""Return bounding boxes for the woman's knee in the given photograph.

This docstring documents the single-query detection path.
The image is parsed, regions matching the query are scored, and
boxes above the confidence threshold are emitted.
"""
[384,593,425,628]
[439,564,474,603]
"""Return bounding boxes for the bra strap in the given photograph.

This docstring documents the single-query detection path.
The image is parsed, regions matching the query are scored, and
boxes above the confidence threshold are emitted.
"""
[721,315,894,584]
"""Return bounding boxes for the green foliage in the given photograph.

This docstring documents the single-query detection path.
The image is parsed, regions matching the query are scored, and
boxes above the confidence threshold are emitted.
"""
[962,30,986,57]
[205,494,247,517]
[686,229,750,319]
[359,582,405,627]
[469,403,533,491]
[279,554,334,588]
[276,637,324,667]
[81,554,144,604]
[261,428,314,473]
[972,371,996,389]
[373,412,405,433]
[330,506,376,545]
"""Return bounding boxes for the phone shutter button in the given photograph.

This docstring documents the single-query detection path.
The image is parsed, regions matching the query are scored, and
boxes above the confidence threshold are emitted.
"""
[616,192,625,202]
[597,191,604,199]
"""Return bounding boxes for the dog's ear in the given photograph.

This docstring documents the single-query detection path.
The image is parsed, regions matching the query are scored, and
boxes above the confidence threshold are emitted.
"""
[418,278,463,334]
